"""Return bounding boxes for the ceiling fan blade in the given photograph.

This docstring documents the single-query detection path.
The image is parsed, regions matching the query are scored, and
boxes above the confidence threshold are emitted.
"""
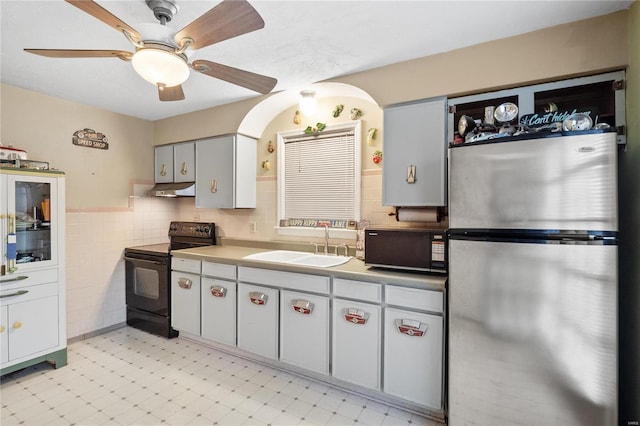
[24,49,132,61]
[175,0,264,50]
[158,84,185,102]
[65,0,142,42]
[192,60,276,94]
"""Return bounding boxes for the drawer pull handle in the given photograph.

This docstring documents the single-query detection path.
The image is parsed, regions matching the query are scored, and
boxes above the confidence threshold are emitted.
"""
[344,308,369,325]
[0,325,5,333]
[396,319,427,337]
[0,289,29,298]
[249,291,267,305]
[210,285,226,298]
[178,278,192,289]
[181,161,188,175]
[0,275,28,284]
[292,299,313,315]
[210,179,218,193]
[160,163,167,176]
[13,321,22,330]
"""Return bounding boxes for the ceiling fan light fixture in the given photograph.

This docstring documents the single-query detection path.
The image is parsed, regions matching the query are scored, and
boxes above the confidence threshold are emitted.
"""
[131,46,189,87]
[299,90,317,116]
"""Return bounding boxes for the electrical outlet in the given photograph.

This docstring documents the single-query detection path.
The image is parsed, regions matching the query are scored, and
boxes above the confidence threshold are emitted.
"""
[250,222,257,233]
[193,215,200,221]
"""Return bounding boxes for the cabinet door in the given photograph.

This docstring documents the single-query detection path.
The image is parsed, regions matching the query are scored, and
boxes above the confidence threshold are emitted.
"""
[382,97,447,206]
[201,278,236,346]
[234,135,257,208]
[171,271,200,335]
[332,299,381,389]
[173,142,195,183]
[383,307,443,410]
[237,283,278,359]
[280,290,329,375]
[8,296,58,361]
[0,305,8,364]
[154,145,174,183]
[195,136,235,208]
[4,174,61,271]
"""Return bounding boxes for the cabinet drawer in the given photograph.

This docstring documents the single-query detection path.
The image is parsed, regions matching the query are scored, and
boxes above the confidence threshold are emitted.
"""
[280,290,329,375]
[384,307,443,409]
[172,257,201,274]
[386,285,443,313]
[333,299,381,390]
[237,283,279,360]
[201,278,236,347]
[1,282,58,306]
[238,267,330,295]
[171,272,201,335]
[333,278,381,303]
[202,262,236,280]
[0,268,57,290]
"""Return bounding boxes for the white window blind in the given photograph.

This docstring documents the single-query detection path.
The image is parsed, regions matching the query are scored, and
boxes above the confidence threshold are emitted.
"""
[282,129,358,222]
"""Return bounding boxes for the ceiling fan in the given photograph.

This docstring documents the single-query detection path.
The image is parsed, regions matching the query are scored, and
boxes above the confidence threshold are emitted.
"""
[24,0,277,101]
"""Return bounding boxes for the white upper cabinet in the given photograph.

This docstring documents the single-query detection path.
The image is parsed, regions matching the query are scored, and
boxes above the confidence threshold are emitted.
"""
[154,144,174,183]
[173,142,195,183]
[154,142,195,183]
[195,134,256,209]
[382,97,447,207]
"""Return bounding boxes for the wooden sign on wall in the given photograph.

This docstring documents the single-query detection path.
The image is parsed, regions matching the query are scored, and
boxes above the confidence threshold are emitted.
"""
[72,128,109,150]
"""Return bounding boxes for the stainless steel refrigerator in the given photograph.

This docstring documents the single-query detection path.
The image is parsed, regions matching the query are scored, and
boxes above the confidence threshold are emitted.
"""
[448,131,618,425]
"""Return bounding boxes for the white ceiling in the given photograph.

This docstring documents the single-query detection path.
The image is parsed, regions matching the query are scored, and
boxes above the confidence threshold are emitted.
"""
[1,0,633,121]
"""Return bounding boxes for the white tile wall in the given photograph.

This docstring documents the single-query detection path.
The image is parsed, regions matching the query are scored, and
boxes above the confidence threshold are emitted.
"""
[65,183,178,338]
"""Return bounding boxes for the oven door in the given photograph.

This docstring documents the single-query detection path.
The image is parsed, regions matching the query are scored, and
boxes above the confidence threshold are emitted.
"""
[124,252,169,315]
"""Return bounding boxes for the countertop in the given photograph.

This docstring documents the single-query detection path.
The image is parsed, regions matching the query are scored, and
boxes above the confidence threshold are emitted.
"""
[171,244,447,292]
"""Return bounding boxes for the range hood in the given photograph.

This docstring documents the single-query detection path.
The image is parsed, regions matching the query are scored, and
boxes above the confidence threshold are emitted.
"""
[149,182,195,197]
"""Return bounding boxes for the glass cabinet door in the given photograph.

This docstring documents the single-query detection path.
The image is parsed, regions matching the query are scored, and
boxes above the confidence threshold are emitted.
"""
[4,174,59,270]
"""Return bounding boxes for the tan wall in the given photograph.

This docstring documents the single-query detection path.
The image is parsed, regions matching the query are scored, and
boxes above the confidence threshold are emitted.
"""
[331,10,629,107]
[0,84,153,210]
[152,97,263,145]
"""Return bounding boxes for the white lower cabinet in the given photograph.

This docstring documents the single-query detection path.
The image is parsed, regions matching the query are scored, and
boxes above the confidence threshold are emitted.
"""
[280,290,329,375]
[1,280,61,370]
[332,299,381,389]
[237,283,279,359]
[383,307,443,410]
[8,295,58,361]
[201,278,236,346]
[171,271,201,335]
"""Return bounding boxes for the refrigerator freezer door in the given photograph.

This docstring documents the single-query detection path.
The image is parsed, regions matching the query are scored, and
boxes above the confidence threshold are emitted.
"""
[449,132,618,231]
[448,239,617,426]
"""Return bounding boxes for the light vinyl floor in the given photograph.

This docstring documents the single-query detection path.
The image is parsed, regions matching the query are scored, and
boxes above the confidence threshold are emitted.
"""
[1,327,442,426]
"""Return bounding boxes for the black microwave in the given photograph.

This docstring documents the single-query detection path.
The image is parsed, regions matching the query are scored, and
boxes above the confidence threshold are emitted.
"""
[364,228,447,273]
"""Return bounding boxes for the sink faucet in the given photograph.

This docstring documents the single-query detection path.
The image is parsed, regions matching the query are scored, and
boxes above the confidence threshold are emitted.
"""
[324,225,329,255]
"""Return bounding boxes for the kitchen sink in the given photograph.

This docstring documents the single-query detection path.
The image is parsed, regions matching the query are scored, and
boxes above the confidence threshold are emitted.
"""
[243,250,351,268]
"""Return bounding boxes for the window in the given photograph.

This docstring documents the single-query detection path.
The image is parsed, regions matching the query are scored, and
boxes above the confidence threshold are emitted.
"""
[276,121,361,238]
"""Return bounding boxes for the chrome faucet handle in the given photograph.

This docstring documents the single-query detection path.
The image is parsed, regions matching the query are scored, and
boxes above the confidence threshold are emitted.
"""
[335,244,349,256]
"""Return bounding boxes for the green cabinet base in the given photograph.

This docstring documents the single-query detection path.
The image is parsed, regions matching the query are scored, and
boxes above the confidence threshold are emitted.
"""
[1,348,67,376]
